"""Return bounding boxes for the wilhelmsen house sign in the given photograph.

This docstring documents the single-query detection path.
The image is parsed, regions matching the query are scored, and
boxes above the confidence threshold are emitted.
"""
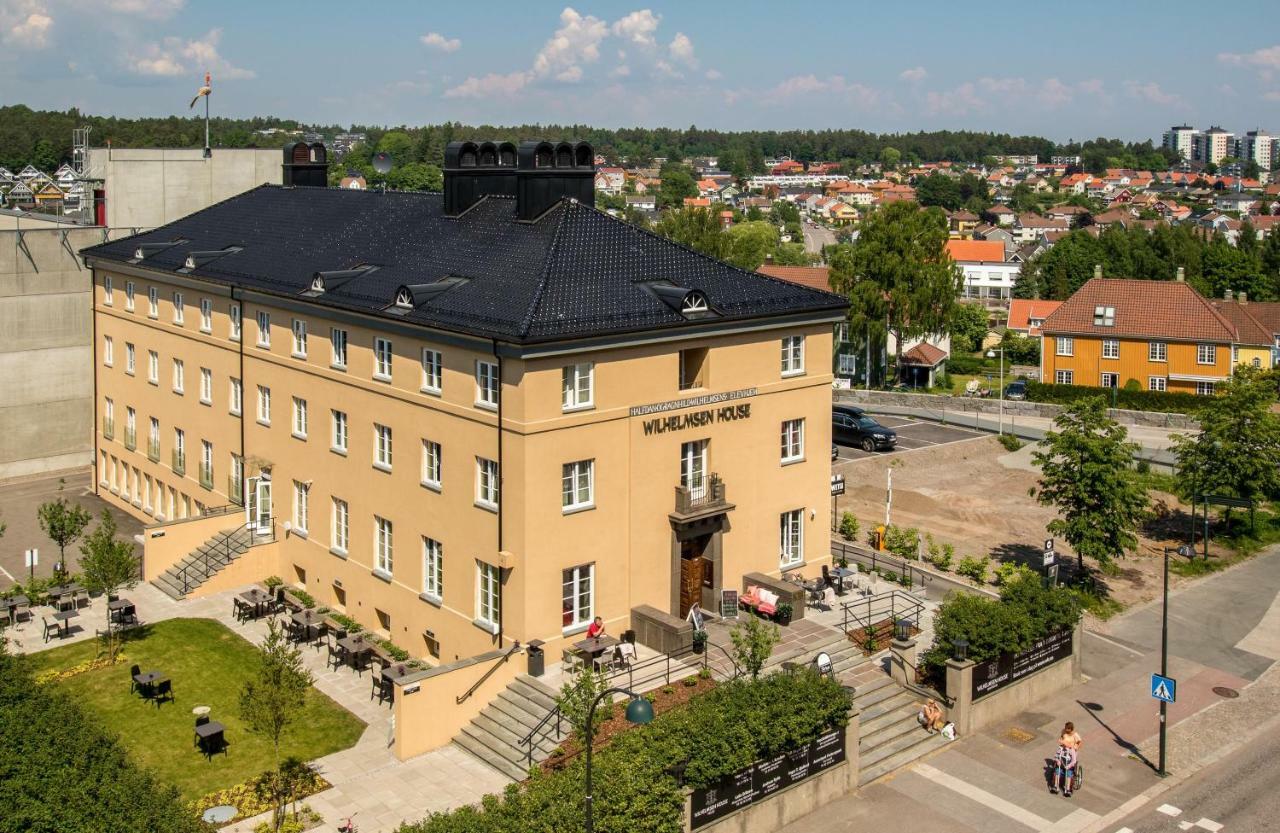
[632,388,757,436]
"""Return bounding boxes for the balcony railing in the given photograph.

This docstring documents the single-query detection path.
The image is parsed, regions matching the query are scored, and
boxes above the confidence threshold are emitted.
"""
[172,449,186,476]
[147,438,160,462]
[674,472,728,516]
[228,475,243,506]
[123,428,136,451]
[199,464,213,490]
[102,417,114,441]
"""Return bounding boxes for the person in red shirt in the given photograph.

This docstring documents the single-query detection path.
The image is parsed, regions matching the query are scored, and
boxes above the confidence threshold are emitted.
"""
[586,616,606,638]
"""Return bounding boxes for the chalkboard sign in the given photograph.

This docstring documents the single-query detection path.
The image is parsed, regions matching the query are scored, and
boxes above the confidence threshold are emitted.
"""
[720,589,739,620]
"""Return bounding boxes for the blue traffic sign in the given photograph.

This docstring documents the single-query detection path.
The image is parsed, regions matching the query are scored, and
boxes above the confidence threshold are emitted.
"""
[1151,674,1177,703]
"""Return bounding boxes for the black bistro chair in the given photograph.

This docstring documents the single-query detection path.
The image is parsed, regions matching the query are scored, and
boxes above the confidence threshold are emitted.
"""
[371,674,393,705]
[151,679,174,707]
[821,564,833,590]
[193,714,209,747]
[129,664,142,694]
[327,640,346,671]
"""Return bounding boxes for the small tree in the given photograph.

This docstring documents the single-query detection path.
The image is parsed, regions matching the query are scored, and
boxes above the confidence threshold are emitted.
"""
[240,619,313,766]
[78,510,140,662]
[254,757,317,832]
[557,662,612,744]
[729,615,780,679]
[1031,397,1147,573]
[838,512,860,541]
[37,480,92,572]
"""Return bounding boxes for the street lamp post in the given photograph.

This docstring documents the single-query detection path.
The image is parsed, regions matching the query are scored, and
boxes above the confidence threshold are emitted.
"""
[584,687,655,833]
[985,347,1005,435]
[1159,544,1194,776]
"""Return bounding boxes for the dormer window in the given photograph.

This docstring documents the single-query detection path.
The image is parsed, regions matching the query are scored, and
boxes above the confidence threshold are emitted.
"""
[309,275,325,294]
[395,287,414,309]
[1093,305,1115,327]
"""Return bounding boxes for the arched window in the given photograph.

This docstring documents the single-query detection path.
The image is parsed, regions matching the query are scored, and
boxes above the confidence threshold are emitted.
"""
[291,143,310,163]
[310,275,325,294]
[555,143,573,168]
[459,143,478,167]
[575,144,592,167]
[681,291,709,314]
[535,144,553,168]
[479,143,497,166]
[499,144,517,166]
[395,288,414,309]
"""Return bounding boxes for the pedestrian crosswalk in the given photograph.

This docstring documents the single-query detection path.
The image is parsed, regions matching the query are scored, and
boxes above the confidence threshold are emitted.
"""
[1107,805,1225,832]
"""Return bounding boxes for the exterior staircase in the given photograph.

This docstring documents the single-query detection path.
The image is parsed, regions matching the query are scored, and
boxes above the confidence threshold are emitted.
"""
[151,526,255,600]
[452,674,567,782]
[844,662,952,785]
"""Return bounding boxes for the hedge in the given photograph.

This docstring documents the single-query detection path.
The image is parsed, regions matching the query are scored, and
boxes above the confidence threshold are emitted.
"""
[0,650,204,833]
[1025,381,1204,415]
[403,671,850,833]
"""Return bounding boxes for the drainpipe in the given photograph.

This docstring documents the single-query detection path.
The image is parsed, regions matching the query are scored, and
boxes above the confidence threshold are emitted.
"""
[493,339,505,650]
[232,288,246,513]
[91,264,100,500]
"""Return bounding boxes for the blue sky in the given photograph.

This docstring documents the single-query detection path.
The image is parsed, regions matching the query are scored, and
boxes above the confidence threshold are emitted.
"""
[2,0,1278,141]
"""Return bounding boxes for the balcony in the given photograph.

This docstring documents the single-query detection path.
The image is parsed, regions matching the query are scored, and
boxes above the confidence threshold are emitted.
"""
[172,449,186,476]
[199,464,213,490]
[102,417,114,441]
[671,473,733,523]
[147,438,160,463]
[123,428,136,451]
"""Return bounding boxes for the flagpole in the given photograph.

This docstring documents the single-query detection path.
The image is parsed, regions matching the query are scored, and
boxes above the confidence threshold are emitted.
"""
[204,91,211,158]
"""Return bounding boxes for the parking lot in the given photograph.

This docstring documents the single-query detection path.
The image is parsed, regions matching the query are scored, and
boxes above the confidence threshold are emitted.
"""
[834,414,986,463]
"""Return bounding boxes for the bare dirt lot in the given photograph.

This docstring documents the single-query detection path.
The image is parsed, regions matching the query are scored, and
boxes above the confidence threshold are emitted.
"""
[833,434,1234,616]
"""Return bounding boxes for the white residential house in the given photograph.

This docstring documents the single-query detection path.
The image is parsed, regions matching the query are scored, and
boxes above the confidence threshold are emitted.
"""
[593,167,626,195]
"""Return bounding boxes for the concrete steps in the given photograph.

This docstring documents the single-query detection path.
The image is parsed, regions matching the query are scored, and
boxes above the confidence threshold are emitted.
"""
[846,663,954,785]
[452,674,567,782]
[151,526,253,600]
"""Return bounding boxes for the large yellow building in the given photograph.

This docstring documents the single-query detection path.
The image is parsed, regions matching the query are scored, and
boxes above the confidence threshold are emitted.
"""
[83,140,847,666]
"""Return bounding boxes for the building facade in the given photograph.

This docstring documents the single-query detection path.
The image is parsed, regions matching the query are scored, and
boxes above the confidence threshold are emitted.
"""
[83,141,846,667]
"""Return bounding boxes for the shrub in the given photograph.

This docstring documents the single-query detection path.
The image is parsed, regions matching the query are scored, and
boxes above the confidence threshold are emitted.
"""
[922,593,1039,672]
[999,572,1083,635]
[998,433,1024,451]
[1135,459,1151,475]
[378,639,410,662]
[956,555,989,584]
[325,612,363,634]
[289,588,317,609]
[838,512,860,541]
[729,615,781,679]
[882,524,921,561]
[929,542,955,571]
[992,561,1036,586]
[264,575,284,590]
[558,663,612,744]
[1025,381,1203,414]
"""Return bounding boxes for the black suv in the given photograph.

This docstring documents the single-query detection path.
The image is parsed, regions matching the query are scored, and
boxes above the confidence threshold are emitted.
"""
[833,405,897,452]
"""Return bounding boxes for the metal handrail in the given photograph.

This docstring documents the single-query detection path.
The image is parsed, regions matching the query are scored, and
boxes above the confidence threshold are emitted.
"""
[176,521,274,594]
[840,589,925,636]
[520,703,564,768]
[830,540,933,590]
[456,642,521,705]
[674,473,727,514]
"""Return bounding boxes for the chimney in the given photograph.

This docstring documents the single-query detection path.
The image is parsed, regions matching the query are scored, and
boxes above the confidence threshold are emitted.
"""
[1176,266,1185,282]
[515,140,596,221]
[1239,291,1248,304]
[1093,264,1103,279]
[282,142,329,187]
[442,141,518,215]
[765,254,774,265]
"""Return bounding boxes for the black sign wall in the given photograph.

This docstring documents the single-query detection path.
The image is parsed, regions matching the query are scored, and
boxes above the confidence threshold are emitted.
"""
[689,726,846,830]
[970,629,1074,700]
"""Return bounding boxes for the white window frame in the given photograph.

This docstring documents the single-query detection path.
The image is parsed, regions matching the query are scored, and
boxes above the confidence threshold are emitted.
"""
[374,337,393,381]
[331,498,349,553]
[1056,336,1074,357]
[199,367,212,405]
[421,439,442,490]
[125,280,135,312]
[680,439,709,498]
[1149,376,1167,392]
[257,385,272,425]
[476,457,499,508]
[291,318,308,358]
[780,509,804,568]
[421,348,442,393]
[1149,341,1167,362]
[374,423,393,470]
[229,377,242,416]
[331,410,348,454]
[1054,369,1074,385]
[147,350,158,384]
[562,362,594,411]
[1100,372,1118,388]
[562,564,594,633]
[147,286,158,318]
[293,480,309,533]
[781,335,806,377]
[104,275,113,306]
[330,328,348,369]
[422,537,443,601]
[229,304,241,341]
[126,343,135,375]
[1102,339,1119,360]
[374,515,393,575]
[476,361,499,409]
[103,335,114,367]
[256,311,271,348]
[561,460,595,512]
[174,428,185,471]
[1196,381,1216,396]
[1196,343,1216,365]
[200,298,212,333]
[172,291,184,325]
[148,417,159,453]
[780,418,805,463]
[292,396,308,439]
[172,358,184,394]
[476,561,500,632]
[201,440,213,483]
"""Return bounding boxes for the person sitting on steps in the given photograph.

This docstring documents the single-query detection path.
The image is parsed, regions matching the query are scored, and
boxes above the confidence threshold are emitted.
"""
[917,698,945,733]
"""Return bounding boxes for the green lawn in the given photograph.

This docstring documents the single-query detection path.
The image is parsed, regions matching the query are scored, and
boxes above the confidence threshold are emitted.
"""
[26,617,365,802]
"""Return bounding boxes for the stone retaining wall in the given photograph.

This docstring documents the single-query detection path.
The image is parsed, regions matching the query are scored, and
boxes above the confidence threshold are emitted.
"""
[837,389,1198,429]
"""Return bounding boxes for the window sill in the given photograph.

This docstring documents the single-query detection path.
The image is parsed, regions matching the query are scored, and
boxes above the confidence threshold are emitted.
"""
[780,559,806,572]
[256,419,271,428]
[372,568,393,584]
[230,410,242,418]
[331,446,348,457]
[329,546,348,560]
[474,500,498,514]
[173,389,184,396]
[373,374,392,384]
[256,343,271,350]
[200,398,212,407]
[292,528,309,539]
[291,352,308,361]
[562,622,591,637]
[126,372,135,377]
[372,462,392,474]
[148,379,158,386]
[291,432,307,442]
[472,618,499,635]
[562,503,595,516]
[419,592,442,608]
[781,456,806,467]
[781,370,806,379]
[562,403,595,414]
[474,401,498,412]
[200,328,212,335]
[330,363,347,372]
[421,480,442,493]
[420,386,441,397]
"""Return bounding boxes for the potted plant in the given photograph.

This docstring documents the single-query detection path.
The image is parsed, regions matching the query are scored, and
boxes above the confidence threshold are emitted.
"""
[691,629,708,655]
[775,601,794,626]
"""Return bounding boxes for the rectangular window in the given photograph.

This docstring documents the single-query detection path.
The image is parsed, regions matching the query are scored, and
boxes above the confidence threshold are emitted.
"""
[200,440,213,487]
[293,480,309,533]
[173,428,185,472]
[679,347,708,390]
[373,424,393,469]
[230,454,243,504]
[1232,345,1239,363]
[172,291,184,324]
[375,516,393,574]
[423,537,443,600]
[257,385,271,424]
[561,460,594,511]
[103,336,114,366]
[331,498,349,553]
[199,368,212,404]
[1054,370,1074,385]
[422,439,441,489]
[331,410,348,453]
[126,343,135,375]
[476,361,499,408]
[148,417,159,455]
[562,564,594,632]
[330,328,348,369]
[229,304,241,341]
[1149,376,1167,392]
[148,286,158,317]
[1100,372,1118,388]
[837,352,856,376]
[476,561,500,631]
[781,335,806,376]
[125,280,135,311]
[256,311,270,347]
[476,457,499,508]
[374,337,393,380]
[1056,336,1074,356]
[126,407,135,437]
[680,439,708,498]
[780,418,805,463]
[147,350,158,384]
[172,358,184,393]
[780,509,804,567]
[1102,339,1119,360]
[229,377,242,415]
[1196,381,1215,396]
[292,318,308,358]
[421,349,442,393]
[104,398,114,431]
[1196,343,1216,365]
[1092,305,1115,327]
[1149,341,1167,362]
[292,397,308,439]
[200,298,212,332]
[562,363,594,410]
[104,275,113,306]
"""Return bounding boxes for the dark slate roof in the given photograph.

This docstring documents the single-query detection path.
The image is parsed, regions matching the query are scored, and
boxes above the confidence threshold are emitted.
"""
[82,185,847,344]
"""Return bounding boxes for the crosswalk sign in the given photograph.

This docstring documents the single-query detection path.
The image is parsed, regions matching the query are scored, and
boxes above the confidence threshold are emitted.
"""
[1151,674,1176,703]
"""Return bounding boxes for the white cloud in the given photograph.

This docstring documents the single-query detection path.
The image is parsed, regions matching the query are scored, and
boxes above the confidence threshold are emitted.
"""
[444,70,530,99]
[610,64,631,78]
[1218,44,1280,70]
[2,0,52,47]
[531,7,608,82]
[127,27,254,79]
[899,66,927,82]
[103,0,183,18]
[704,68,722,81]
[753,74,879,107]
[925,82,986,116]
[420,31,460,52]
[1264,90,1280,102]
[611,9,659,46]
[1123,80,1184,106]
[668,31,696,66]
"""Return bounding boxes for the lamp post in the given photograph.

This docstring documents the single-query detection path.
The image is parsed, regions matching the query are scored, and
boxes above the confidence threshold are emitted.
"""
[584,687,654,833]
[985,347,1005,435]
[1159,544,1194,776]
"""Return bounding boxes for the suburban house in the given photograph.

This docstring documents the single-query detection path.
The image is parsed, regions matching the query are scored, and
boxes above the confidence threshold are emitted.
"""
[1006,298,1063,337]
[946,239,1019,308]
[593,167,626,195]
[988,204,1016,226]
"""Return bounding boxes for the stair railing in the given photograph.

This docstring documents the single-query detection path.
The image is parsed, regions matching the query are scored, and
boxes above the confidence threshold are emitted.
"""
[520,703,563,769]
[456,641,521,705]
[840,589,924,637]
[175,522,274,595]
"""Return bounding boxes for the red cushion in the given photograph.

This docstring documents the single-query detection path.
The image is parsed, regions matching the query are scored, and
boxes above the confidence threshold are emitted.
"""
[756,603,777,616]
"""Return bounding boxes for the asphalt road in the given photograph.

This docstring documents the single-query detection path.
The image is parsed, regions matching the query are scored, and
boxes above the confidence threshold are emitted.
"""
[833,414,985,462]
[1108,716,1280,833]
[803,222,836,255]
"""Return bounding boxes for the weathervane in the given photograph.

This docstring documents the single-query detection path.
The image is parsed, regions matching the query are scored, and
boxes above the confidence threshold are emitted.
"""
[189,71,212,158]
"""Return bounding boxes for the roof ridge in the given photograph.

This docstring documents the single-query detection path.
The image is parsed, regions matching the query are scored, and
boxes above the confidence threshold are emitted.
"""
[516,199,572,339]
[1188,282,1240,341]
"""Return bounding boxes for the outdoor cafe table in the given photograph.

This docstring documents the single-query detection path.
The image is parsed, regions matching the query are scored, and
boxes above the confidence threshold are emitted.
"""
[48,583,84,609]
[194,720,226,752]
[573,635,619,670]
[107,598,134,622]
[381,662,412,682]
[0,594,29,625]
[239,588,272,619]
[290,610,322,639]
[831,566,857,596]
[53,608,78,635]
[133,670,167,695]
[337,635,374,670]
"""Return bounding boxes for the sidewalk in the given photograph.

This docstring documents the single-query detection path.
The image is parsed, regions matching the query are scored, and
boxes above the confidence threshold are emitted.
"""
[782,547,1280,833]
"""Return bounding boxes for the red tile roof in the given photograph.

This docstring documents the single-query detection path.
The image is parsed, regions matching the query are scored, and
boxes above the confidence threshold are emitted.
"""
[1007,299,1063,335]
[901,342,947,366]
[1209,299,1272,346]
[945,239,1005,262]
[1041,279,1237,343]
[757,264,833,292]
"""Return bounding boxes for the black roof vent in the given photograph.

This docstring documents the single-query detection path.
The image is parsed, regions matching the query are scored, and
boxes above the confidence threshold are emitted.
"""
[131,239,187,262]
[516,140,594,222]
[179,246,242,273]
[443,141,518,216]
[386,277,470,314]
[647,282,718,320]
[303,265,378,296]
[282,142,329,187]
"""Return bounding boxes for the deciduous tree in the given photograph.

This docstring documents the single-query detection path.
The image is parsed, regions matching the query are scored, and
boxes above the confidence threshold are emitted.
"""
[78,509,141,662]
[36,480,92,570]
[239,619,313,764]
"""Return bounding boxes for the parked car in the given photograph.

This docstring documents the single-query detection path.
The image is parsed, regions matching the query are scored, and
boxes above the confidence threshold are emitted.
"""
[832,406,896,452]
[1005,380,1027,401]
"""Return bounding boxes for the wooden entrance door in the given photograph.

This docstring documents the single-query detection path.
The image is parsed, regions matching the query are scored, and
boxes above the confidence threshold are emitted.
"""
[679,535,710,617]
